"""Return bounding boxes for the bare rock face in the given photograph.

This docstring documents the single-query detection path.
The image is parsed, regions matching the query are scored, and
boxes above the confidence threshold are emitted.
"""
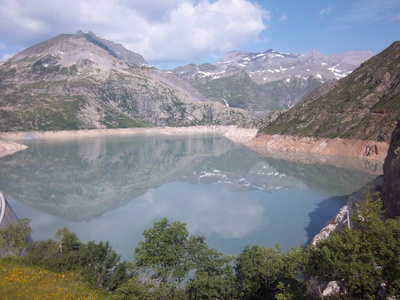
[383,120,400,217]
[0,138,27,158]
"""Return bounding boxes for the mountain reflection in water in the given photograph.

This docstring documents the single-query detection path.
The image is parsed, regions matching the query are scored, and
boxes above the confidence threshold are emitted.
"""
[0,135,381,259]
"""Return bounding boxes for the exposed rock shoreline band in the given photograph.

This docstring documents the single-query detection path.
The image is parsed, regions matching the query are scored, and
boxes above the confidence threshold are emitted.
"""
[0,126,389,162]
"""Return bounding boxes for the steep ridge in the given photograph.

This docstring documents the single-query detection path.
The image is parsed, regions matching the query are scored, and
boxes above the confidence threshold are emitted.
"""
[0,31,251,131]
[248,41,400,160]
[172,49,373,115]
[258,41,400,142]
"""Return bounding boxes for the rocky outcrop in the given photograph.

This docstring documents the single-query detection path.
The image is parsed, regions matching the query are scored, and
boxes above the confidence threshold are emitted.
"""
[0,138,27,158]
[383,120,400,217]
[246,134,389,162]
[311,176,383,245]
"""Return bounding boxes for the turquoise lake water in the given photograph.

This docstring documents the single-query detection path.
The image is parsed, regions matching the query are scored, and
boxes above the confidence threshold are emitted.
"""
[0,134,380,260]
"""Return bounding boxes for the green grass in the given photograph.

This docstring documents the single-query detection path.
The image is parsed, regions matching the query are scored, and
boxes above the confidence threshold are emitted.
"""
[116,115,154,128]
[0,96,84,131]
[372,93,400,111]
[0,258,105,300]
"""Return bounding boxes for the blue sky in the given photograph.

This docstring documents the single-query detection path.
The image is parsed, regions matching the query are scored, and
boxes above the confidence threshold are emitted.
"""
[251,0,400,56]
[0,0,399,69]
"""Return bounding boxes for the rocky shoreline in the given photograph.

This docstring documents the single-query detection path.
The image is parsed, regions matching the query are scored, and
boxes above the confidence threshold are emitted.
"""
[0,127,390,162]
[247,133,389,162]
[0,126,258,158]
[311,176,383,246]
[311,120,400,247]
[0,138,28,159]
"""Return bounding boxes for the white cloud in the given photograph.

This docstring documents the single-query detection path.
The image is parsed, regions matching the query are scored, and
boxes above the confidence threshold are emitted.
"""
[0,0,269,65]
[341,0,400,23]
[279,14,287,22]
[113,0,269,63]
[391,13,400,21]
[319,6,333,16]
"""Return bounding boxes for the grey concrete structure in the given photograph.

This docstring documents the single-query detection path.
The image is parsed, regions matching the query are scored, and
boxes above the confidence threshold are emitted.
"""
[0,191,18,228]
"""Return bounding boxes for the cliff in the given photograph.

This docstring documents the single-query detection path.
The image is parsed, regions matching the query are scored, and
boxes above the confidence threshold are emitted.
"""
[383,120,400,217]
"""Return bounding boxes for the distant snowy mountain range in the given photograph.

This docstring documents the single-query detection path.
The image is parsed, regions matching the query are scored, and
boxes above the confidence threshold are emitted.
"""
[171,49,374,115]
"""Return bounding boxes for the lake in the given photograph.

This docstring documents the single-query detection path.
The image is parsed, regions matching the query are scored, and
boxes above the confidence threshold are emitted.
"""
[0,134,381,260]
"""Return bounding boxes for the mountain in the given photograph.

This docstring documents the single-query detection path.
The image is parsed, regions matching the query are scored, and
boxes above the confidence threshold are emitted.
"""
[171,49,374,116]
[257,41,400,142]
[0,31,251,131]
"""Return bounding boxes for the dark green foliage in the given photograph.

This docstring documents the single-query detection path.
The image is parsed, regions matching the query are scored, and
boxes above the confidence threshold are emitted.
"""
[235,244,306,300]
[0,218,32,257]
[194,71,262,109]
[134,218,237,299]
[24,227,129,292]
[236,245,282,299]
[186,236,236,299]
[304,187,400,299]
[55,227,81,252]
[111,276,152,299]
[81,241,128,291]
[25,227,82,272]
[134,218,191,287]
[25,239,58,267]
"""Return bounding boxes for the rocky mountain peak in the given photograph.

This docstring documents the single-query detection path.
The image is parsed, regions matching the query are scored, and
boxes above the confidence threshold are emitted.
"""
[10,30,147,70]
[77,31,147,66]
